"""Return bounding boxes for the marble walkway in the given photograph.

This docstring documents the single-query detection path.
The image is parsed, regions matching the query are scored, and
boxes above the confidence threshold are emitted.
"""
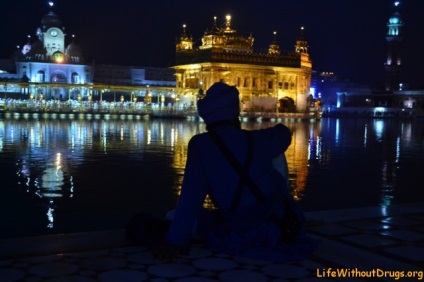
[1,202,423,281]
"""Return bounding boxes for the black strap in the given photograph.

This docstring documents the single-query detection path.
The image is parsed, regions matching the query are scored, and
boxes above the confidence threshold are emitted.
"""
[228,131,254,211]
[209,130,266,202]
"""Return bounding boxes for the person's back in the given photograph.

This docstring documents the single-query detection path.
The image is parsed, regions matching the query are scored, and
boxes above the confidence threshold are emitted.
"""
[153,82,318,262]
[188,123,290,213]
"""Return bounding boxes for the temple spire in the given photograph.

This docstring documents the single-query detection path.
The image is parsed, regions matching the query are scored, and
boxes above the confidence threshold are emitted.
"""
[268,31,280,55]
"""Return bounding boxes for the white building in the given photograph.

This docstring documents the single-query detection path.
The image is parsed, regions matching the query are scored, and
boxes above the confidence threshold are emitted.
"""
[0,3,175,102]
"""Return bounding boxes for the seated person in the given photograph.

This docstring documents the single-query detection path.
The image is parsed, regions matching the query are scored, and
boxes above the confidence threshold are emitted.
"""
[152,82,318,261]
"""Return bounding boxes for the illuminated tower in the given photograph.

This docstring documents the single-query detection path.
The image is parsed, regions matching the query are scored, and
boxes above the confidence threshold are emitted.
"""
[385,1,403,91]
[268,31,281,55]
[175,24,193,51]
[38,2,66,60]
[295,27,308,54]
[295,27,312,69]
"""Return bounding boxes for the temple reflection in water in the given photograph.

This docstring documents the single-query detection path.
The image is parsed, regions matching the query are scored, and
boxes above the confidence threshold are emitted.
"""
[2,115,423,238]
[2,117,318,226]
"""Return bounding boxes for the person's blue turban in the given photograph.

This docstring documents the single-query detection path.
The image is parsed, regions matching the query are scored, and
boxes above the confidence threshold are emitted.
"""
[197,82,240,124]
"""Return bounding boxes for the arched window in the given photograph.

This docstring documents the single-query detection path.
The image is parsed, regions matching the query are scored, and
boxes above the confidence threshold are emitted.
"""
[37,70,45,82]
[72,72,80,84]
[51,72,67,83]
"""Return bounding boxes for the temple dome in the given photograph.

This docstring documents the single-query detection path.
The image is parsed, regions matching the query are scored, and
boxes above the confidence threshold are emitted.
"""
[29,40,46,56]
[65,42,82,57]
[22,43,32,55]
[41,11,62,30]
[200,15,254,52]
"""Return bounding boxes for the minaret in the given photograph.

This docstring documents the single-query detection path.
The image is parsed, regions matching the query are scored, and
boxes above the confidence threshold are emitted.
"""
[295,26,308,54]
[175,24,193,51]
[295,27,311,68]
[385,1,403,91]
[268,31,281,55]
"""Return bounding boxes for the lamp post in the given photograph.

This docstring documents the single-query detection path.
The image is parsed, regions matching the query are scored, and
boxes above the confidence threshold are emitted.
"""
[176,96,180,111]
[77,94,82,112]
[171,93,176,110]
[39,92,44,112]
[88,93,92,110]
[146,91,151,104]
[3,83,6,100]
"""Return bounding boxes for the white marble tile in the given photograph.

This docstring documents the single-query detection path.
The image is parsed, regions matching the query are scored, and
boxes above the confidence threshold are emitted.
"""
[183,247,213,259]
[219,269,268,282]
[0,268,26,281]
[343,220,390,231]
[300,259,328,271]
[45,275,96,282]
[342,234,396,247]
[66,250,109,258]
[380,230,424,241]
[380,216,423,226]
[97,269,148,282]
[148,263,195,278]
[313,237,417,270]
[175,277,219,282]
[305,206,392,223]
[22,254,61,264]
[261,264,310,279]
[28,262,78,277]
[192,257,238,271]
[127,251,159,264]
[308,224,356,235]
[80,257,127,271]
[384,245,424,263]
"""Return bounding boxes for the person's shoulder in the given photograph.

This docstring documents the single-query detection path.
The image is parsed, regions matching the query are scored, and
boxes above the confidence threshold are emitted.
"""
[253,123,290,135]
[274,123,291,134]
[188,132,209,146]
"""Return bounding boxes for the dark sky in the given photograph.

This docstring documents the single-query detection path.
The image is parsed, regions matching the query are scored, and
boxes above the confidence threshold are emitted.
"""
[1,0,423,88]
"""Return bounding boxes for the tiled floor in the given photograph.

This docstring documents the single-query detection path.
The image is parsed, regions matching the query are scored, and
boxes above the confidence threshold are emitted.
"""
[1,202,423,281]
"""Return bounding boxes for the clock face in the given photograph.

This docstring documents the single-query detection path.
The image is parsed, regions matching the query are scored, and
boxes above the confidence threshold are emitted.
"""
[50,30,58,37]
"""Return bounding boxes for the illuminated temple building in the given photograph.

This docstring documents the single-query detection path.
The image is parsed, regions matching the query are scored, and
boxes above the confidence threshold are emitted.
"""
[0,4,312,112]
[174,15,312,112]
[0,3,175,103]
[2,2,422,116]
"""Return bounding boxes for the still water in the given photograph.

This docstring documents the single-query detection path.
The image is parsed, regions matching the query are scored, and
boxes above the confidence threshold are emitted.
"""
[0,116,423,239]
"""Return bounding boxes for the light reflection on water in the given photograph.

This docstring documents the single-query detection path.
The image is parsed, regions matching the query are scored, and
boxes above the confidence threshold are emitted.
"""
[0,117,423,238]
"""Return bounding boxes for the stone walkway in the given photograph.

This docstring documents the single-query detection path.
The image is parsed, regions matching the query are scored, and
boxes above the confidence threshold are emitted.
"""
[1,202,423,281]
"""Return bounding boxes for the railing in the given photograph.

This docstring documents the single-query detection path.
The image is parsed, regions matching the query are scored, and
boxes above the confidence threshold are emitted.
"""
[0,99,198,119]
[0,99,322,121]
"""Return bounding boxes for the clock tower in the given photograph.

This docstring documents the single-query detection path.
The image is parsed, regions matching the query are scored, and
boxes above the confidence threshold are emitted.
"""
[37,2,66,59]
[385,1,403,91]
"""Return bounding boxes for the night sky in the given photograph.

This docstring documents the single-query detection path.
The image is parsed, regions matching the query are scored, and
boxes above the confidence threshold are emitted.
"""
[1,0,423,88]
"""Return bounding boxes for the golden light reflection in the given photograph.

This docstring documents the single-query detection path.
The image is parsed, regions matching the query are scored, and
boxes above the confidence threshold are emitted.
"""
[170,121,319,207]
[147,129,151,144]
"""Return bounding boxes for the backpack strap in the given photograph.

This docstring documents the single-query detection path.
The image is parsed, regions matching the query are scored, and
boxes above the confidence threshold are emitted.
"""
[208,130,266,202]
[228,130,254,211]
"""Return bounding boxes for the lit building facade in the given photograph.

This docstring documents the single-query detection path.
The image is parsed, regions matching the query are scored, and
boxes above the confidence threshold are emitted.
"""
[322,2,424,118]
[385,5,403,92]
[0,3,175,103]
[173,16,313,112]
[11,3,93,100]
